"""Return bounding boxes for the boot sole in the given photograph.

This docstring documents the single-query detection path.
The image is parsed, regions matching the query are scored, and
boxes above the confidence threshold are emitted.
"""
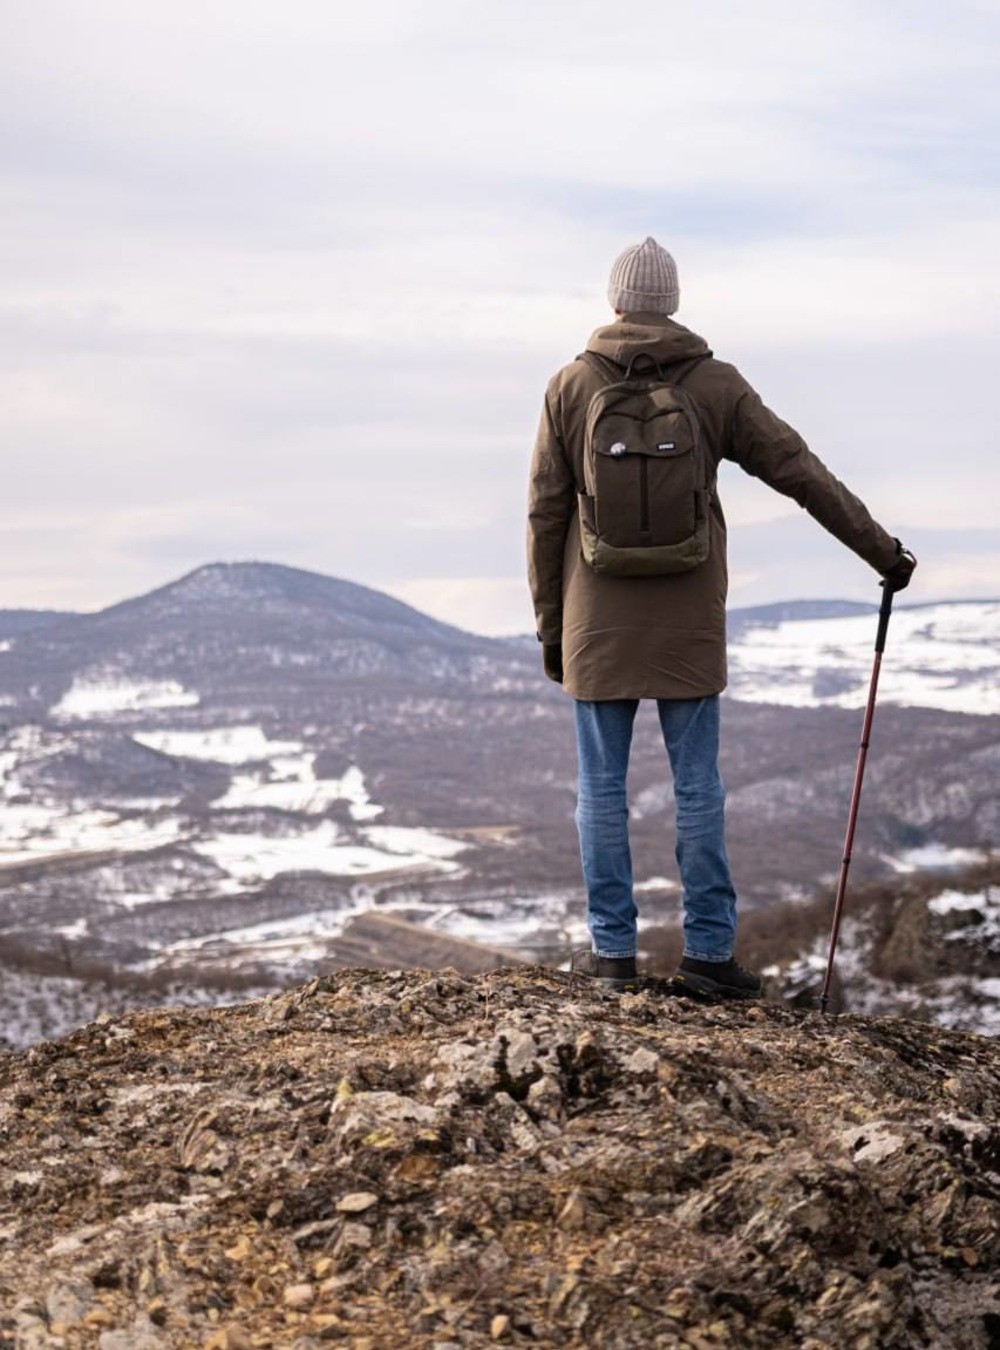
[670,972,762,1002]
[602,977,644,994]
[572,974,646,994]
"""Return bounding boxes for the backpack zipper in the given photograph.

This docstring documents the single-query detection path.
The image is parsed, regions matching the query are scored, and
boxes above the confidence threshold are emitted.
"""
[639,458,650,535]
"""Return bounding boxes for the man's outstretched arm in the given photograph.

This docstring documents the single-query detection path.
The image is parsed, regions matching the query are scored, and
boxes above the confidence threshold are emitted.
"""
[527,390,576,679]
[726,380,914,584]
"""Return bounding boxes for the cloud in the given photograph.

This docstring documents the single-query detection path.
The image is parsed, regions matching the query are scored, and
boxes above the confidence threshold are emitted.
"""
[0,0,997,622]
[384,576,534,637]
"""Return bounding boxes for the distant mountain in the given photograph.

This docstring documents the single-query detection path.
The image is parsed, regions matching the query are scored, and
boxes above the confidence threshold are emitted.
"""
[727,598,877,636]
[0,562,529,719]
[97,560,474,641]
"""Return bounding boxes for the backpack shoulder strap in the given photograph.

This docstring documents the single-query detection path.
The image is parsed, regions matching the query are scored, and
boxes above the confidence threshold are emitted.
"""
[665,354,709,387]
[668,356,714,492]
[576,350,623,384]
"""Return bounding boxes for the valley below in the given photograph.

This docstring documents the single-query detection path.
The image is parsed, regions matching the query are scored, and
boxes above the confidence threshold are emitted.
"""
[0,563,996,1046]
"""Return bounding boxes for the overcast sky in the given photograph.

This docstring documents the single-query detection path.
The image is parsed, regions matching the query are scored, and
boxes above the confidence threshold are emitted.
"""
[2,0,998,632]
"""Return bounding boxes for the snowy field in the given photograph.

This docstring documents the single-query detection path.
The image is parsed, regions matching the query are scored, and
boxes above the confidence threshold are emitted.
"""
[0,713,987,964]
[135,726,383,819]
[0,702,677,960]
[0,723,468,892]
[728,601,1000,714]
[0,726,184,865]
[0,805,183,868]
[193,822,466,885]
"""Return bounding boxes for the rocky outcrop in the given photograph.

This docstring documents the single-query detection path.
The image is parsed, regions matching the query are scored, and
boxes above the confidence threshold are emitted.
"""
[1,968,999,1348]
[749,863,1000,1035]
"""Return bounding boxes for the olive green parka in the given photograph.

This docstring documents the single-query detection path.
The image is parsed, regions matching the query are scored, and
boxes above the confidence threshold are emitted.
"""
[527,314,899,701]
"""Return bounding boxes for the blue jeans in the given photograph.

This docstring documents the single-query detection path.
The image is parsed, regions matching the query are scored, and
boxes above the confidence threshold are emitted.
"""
[573,695,737,962]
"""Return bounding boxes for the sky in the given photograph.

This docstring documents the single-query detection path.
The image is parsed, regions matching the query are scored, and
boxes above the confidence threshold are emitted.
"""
[2,0,998,634]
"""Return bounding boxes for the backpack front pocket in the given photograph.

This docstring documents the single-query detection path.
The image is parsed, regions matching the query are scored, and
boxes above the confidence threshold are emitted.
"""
[581,370,710,576]
[593,437,697,547]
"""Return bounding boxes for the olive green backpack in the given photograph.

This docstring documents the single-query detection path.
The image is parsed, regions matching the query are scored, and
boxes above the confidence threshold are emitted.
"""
[577,351,712,576]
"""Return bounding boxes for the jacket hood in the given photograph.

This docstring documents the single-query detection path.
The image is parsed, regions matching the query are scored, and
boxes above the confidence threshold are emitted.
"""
[585,314,712,368]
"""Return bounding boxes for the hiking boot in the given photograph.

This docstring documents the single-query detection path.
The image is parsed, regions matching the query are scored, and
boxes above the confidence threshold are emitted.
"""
[671,955,762,1001]
[570,949,642,993]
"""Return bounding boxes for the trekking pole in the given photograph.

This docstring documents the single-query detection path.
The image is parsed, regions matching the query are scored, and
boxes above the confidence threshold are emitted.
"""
[819,582,895,1014]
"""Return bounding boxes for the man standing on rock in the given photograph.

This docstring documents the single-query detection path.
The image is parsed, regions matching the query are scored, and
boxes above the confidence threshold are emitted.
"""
[526,237,916,998]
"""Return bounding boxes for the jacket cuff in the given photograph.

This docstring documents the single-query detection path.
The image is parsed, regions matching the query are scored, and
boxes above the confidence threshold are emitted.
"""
[536,612,562,645]
[875,536,903,574]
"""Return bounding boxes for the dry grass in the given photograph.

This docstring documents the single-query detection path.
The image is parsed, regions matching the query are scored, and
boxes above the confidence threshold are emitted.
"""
[639,858,998,977]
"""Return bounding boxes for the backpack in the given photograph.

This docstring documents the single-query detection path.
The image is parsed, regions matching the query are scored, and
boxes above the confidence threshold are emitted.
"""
[576,350,712,577]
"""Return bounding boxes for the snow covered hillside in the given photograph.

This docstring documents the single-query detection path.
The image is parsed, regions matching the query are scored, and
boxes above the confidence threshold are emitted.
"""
[728,600,999,714]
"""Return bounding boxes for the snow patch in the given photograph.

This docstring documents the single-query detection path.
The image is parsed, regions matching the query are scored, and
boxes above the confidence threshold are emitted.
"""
[329,765,383,822]
[929,882,1000,949]
[0,727,183,865]
[928,889,986,916]
[192,821,463,885]
[419,902,553,949]
[0,722,456,898]
[54,675,199,719]
[132,726,300,764]
[133,727,384,821]
[889,844,988,873]
[53,918,89,940]
[215,758,383,820]
[0,964,256,1050]
[0,803,183,868]
[363,825,466,860]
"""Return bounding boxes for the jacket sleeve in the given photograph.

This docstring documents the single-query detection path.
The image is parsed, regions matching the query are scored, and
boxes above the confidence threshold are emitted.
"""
[725,381,899,573]
[527,388,576,644]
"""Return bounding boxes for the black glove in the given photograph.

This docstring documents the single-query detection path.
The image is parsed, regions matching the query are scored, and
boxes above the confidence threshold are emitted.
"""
[882,541,917,593]
[542,642,563,684]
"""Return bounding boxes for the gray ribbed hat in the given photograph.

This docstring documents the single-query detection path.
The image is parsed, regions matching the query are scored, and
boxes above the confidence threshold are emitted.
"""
[607,236,679,316]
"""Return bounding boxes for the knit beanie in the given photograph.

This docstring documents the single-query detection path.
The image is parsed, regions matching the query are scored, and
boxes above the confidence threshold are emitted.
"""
[607,237,679,315]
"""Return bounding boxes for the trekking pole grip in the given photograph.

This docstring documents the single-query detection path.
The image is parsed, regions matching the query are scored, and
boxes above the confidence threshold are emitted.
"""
[875,582,894,654]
